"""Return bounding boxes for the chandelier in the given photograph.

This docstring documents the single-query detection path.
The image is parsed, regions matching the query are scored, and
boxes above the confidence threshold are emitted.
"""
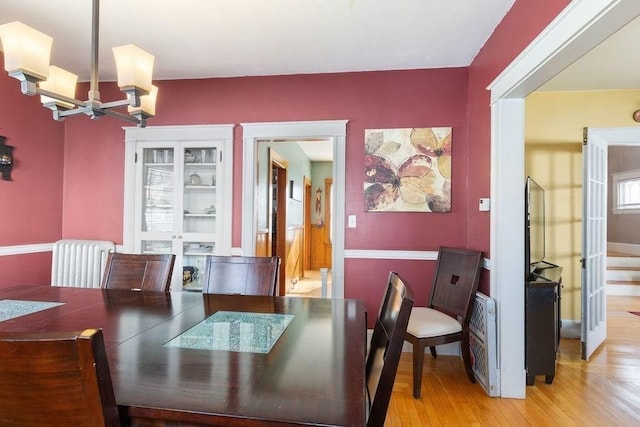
[0,0,157,127]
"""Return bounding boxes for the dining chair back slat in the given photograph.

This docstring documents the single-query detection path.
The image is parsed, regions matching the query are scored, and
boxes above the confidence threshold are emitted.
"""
[202,256,280,296]
[101,253,175,292]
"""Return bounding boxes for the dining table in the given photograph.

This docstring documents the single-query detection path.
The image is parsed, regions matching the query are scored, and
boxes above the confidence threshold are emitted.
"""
[0,285,367,426]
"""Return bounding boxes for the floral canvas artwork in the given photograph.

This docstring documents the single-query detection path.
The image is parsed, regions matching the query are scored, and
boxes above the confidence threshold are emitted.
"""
[364,127,452,212]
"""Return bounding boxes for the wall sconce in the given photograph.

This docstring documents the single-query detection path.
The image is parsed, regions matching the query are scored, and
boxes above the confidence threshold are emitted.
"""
[0,135,14,181]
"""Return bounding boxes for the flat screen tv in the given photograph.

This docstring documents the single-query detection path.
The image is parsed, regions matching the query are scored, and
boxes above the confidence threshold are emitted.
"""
[525,176,545,276]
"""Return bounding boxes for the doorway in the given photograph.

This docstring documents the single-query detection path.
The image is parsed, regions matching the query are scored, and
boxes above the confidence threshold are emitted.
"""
[265,144,332,298]
[489,0,640,397]
[269,149,288,296]
[241,120,347,298]
[582,127,640,359]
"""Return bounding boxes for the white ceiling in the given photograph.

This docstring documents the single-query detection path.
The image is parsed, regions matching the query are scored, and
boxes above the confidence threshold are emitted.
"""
[3,1,637,160]
[0,0,515,81]
[538,15,640,91]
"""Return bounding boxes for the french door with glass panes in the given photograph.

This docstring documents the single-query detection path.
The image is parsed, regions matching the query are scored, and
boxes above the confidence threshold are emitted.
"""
[123,125,233,291]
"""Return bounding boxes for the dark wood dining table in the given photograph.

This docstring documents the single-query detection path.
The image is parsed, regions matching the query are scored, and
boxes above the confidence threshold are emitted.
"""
[0,285,367,426]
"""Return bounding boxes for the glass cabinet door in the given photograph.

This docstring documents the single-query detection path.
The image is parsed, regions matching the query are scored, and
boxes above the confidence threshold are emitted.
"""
[180,144,219,291]
[141,147,175,235]
[181,240,216,291]
[182,146,218,233]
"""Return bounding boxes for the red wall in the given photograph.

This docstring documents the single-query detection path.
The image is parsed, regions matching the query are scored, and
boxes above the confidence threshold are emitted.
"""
[465,0,571,260]
[0,56,65,286]
[61,69,470,247]
[58,69,471,311]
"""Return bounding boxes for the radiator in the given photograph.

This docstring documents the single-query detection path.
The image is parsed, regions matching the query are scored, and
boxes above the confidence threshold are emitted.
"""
[469,292,499,397]
[51,239,115,288]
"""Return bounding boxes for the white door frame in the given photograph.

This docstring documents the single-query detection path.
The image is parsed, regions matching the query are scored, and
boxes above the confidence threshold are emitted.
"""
[241,120,348,298]
[488,0,640,397]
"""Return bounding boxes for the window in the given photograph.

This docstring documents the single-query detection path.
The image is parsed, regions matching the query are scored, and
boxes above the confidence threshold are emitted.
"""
[612,170,640,214]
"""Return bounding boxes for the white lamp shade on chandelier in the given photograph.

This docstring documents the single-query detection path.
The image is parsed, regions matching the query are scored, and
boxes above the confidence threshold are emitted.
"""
[129,84,158,117]
[0,21,53,82]
[113,44,154,96]
[0,0,157,127]
[39,66,79,110]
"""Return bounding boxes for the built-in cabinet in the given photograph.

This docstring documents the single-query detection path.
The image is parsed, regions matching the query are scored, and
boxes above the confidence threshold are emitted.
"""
[123,125,234,291]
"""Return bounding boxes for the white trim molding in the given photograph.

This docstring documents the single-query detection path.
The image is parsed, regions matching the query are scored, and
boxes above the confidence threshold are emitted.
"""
[488,0,640,103]
[344,249,491,270]
[0,243,53,256]
[344,250,438,260]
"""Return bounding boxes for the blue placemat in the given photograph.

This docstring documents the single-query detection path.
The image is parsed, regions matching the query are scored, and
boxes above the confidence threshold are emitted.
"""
[164,310,295,354]
[0,300,65,322]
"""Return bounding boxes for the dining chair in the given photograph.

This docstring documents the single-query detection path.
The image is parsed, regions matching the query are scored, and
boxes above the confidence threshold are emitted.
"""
[404,246,483,398]
[0,328,121,426]
[366,271,415,427]
[101,253,175,292]
[201,255,280,296]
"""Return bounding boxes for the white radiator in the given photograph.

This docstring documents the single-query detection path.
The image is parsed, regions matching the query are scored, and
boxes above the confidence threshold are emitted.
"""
[51,239,115,288]
[469,291,499,397]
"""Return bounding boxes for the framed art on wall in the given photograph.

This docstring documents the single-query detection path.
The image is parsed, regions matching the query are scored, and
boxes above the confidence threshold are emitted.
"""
[364,127,452,212]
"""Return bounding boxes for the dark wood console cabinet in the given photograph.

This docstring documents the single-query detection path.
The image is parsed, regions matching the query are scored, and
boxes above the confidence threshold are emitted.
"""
[526,261,562,385]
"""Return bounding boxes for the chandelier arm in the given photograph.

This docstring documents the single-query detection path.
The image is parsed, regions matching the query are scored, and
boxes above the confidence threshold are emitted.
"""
[56,105,141,126]
[56,105,95,118]
[100,99,133,109]
[101,108,141,125]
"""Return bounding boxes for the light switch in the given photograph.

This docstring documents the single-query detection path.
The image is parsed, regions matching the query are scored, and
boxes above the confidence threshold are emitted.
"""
[348,215,357,228]
[479,198,491,211]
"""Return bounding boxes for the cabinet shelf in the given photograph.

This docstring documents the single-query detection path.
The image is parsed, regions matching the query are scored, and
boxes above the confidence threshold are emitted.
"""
[185,162,217,168]
[184,185,216,190]
[183,251,215,256]
[145,185,174,189]
[184,213,215,218]
[144,250,173,255]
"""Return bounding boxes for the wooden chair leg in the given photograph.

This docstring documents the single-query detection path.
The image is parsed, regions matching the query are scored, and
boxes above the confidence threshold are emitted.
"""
[429,345,437,358]
[412,339,426,398]
[461,333,476,383]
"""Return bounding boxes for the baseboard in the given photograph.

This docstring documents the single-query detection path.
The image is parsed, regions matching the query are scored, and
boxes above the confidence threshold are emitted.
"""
[0,243,52,256]
[608,242,640,256]
[607,284,640,296]
[560,319,581,339]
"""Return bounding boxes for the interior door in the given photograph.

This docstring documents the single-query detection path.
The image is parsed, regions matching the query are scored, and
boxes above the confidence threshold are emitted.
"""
[581,127,608,361]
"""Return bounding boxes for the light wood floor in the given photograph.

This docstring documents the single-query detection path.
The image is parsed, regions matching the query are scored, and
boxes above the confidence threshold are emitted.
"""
[286,270,329,298]
[385,295,640,426]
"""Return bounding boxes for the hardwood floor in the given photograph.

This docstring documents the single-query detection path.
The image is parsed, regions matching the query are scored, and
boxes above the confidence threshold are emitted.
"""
[385,295,640,426]
[286,269,329,298]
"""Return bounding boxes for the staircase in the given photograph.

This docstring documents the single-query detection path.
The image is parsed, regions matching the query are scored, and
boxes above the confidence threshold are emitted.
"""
[607,252,640,296]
